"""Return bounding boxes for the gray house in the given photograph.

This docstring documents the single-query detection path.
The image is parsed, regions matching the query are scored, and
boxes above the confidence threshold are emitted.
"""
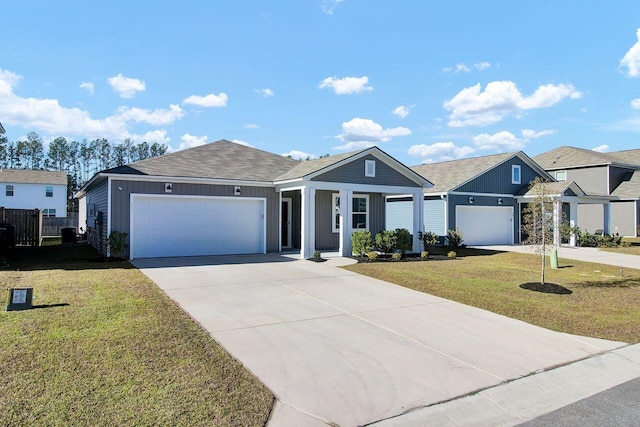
[76,140,431,259]
[387,152,553,246]
[534,146,640,237]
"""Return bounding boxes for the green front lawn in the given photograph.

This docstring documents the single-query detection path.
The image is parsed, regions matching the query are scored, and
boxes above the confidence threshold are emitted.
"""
[0,244,273,426]
[601,237,640,256]
[344,249,640,343]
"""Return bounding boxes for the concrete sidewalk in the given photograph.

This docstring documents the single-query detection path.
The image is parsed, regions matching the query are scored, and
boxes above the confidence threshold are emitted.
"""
[477,245,639,270]
[133,254,632,426]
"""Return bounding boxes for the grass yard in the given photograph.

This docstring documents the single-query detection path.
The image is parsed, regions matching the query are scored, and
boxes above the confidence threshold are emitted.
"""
[0,244,273,426]
[601,237,640,256]
[344,248,640,343]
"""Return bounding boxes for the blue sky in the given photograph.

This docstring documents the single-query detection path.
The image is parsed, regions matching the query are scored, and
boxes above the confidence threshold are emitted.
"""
[2,1,640,165]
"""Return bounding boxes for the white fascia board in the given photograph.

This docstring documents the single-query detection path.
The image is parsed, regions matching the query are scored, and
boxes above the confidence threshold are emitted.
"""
[101,173,273,187]
[277,180,425,195]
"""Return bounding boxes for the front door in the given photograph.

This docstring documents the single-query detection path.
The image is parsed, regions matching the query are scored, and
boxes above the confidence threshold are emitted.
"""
[281,198,292,249]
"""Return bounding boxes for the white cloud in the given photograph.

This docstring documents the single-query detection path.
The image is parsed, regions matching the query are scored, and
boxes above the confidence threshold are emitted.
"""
[474,61,491,71]
[178,133,208,151]
[319,76,372,95]
[135,130,171,145]
[79,81,94,94]
[183,92,228,107]
[244,123,259,129]
[231,139,255,147]
[521,128,557,139]
[473,131,524,151]
[443,62,491,73]
[441,66,453,73]
[108,73,146,98]
[408,142,475,163]
[631,98,640,109]
[321,0,344,15]
[620,28,640,77]
[334,118,411,150]
[455,64,471,73]
[443,81,582,127]
[255,88,274,98]
[282,150,316,160]
[391,105,413,118]
[0,68,182,142]
[592,144,609,153]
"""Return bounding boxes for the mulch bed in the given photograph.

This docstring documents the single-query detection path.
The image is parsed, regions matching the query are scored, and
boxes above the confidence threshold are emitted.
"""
[520,282,573,294]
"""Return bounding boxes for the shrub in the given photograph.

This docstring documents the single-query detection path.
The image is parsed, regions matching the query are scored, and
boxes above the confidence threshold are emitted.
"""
[420,250,429,259]
[447,251,457,259]
[446,228,464,247]
[375,230,397,254]
[366,251,378,260]
[392,253,402,261]
[313,250,321,260]
[107,231,128,258]
[395,228,412,255]
[419,230,439,249]
[351,230,373,256]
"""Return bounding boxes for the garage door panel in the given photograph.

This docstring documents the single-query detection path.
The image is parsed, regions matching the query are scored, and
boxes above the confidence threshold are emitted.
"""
[131,195,265,258]
[456,206,513,246]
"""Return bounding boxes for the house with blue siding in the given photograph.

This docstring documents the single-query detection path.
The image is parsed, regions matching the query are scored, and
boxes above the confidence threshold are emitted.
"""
[387,152,553,246]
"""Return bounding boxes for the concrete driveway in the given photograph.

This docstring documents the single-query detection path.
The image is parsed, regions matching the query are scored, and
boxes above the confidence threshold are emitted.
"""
[133,254,626,426]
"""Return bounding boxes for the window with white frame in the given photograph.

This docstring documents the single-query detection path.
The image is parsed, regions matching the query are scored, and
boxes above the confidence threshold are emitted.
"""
[365,160,376,177]
[43,208,56,217]
[331,193,369,232]
[45,186,53,197]
[6,185,13,197]
[555,170,566,181]
[512,165,521,184]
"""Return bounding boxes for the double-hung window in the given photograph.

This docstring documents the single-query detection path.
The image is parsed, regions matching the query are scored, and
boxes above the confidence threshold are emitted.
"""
[332,193,370,232]
[45,186,53,197]
[6,185,13,197]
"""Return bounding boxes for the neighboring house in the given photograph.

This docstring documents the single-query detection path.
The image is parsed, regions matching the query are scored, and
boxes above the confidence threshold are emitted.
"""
[534,146,640,237]
[387,151,553,245]
[0,169,68,217]
[76,140,431,259]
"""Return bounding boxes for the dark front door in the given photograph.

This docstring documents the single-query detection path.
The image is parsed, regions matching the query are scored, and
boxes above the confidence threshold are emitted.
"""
[281,198,292,249]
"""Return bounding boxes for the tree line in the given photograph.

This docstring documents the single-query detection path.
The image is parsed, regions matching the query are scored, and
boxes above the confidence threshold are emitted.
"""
[0,132,168,190]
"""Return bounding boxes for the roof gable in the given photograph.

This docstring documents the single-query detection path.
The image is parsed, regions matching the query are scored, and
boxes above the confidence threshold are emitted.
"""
[517,180,586,198]
[0,169,67,185]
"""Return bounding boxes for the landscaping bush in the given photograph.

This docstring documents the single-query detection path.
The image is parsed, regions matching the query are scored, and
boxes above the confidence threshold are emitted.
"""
[421,250,429,259]
[375,230,397,254]
[351,230,373,256]
[392,253,402,261]
[313,250,321,260]
[578,232,622,248]
[419,230,439,250]
[447,251,457,259]
[366,251,378,260]
[446,228,464,247]
[107,231,128,258]
[395,228,412,255]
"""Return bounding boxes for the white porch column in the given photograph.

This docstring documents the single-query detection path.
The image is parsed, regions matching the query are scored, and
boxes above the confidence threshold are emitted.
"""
[603,203,611,235]
[412,191,424,253]
[569,200,578,246]
[553,199,561,246]
[300,187,316,259]
[339,189,353,256]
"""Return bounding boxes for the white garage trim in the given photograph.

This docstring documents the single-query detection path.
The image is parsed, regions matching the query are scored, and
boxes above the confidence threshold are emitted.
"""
[129,194,266,259]
[456,205,514,246]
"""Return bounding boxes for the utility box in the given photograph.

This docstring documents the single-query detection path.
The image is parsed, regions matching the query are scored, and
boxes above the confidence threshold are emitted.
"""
[6,287,33,311]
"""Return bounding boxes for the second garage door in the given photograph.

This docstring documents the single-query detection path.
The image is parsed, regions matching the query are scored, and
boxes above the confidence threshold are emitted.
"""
[455,206,514,246]
[130,195,265,259]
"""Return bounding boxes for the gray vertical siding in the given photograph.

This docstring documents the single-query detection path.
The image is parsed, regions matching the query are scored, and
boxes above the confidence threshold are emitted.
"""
[456,157,543,194]
[311,154,420,187]
[85,179,109,254]
[610,201,637,236]
[567,167,608,195]
[111,179,280,256]
[577,204,604,233]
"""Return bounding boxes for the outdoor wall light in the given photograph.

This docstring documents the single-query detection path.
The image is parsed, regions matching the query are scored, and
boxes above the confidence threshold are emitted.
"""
[469,196,474,204]
[234,186,241,196]
[498,198,503,205]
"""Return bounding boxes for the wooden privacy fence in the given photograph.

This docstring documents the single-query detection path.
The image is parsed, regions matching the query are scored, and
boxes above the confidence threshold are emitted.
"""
[42,213,79,237]
[0,207,42,246]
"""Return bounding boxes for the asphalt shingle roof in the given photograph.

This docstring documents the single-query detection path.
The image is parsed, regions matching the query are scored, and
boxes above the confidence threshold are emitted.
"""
[517,181,581,197]
[609,148,640,167]
[611,170,640,199]
[274,150,363,181]
[533,146,637,170]
[0,169,67,185]
[410,152,517,193]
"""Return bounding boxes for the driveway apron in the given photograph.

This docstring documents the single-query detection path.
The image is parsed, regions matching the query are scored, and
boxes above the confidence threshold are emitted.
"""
[133,254,625,426]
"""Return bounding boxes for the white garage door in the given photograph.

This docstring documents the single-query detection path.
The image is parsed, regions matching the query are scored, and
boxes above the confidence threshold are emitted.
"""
[456,206,514,246]
[130,195,265,259]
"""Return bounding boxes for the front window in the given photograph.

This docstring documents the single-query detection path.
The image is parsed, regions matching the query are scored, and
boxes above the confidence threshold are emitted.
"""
[512,165,521,184]
[6,185,13,197]
[45,186,53,197]
[43,209,56,217]
[332,193,369,232]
